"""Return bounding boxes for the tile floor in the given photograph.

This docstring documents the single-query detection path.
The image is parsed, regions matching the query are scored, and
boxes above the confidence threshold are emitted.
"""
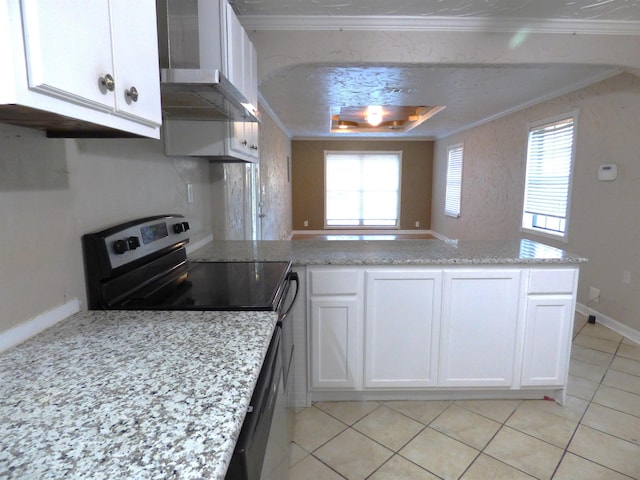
[289,314,640,479]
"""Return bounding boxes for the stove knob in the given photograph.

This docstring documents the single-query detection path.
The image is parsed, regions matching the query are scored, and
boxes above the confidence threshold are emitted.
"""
[127,236,141,250]
[113,239,128,254]
[182,221,190,232]
[173,223,185,234]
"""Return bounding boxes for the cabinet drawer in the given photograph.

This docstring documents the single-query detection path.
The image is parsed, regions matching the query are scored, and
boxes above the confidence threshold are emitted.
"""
[309,269,359,296]
[528,268,577,294]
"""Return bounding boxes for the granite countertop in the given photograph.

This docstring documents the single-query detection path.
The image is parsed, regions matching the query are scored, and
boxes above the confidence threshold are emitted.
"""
[0,310,277,480]
[189,238,587,266]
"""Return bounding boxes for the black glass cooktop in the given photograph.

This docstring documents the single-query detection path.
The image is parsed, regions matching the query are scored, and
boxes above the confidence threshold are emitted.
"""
[118,261,291,311]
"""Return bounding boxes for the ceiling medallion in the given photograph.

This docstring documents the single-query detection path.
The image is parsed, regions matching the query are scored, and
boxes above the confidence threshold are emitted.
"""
[331,105,446,134]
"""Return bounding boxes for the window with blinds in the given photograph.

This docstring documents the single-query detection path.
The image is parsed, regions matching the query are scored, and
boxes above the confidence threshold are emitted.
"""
[521,114,576,240]
[445,144,463,218]
[325,151,402,228]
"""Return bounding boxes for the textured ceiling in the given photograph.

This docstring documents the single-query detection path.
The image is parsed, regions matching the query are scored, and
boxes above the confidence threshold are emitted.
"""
[230,0,638,139]
[259,63,617,139]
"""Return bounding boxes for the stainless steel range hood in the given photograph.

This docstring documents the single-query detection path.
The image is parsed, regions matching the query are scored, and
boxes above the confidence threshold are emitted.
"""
[156,0,259,123]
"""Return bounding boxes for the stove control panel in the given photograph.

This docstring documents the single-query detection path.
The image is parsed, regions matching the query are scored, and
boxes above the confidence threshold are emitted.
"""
[83,215,191,273]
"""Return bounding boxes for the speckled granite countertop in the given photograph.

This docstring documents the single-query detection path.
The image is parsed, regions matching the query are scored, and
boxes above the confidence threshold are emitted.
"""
[189,238,587,266]
[0,310,277,479]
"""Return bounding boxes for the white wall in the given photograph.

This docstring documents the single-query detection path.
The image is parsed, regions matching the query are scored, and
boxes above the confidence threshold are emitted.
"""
[0,123,212,334]
[431,73,640,334]
[0,100,294,336]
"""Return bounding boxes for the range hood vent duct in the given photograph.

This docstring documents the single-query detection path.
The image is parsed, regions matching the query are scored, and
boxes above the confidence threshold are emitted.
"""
[156,0,259,123]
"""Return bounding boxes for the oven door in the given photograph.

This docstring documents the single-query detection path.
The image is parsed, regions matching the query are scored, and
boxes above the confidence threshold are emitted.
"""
[226,328,282,480]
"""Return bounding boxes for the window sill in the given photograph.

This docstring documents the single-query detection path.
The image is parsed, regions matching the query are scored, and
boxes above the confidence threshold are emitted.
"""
[520,227,568,244]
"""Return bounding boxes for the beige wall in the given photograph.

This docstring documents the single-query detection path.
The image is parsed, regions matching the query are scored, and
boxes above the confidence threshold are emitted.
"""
[431,73,640,334]
[291,140,433,230]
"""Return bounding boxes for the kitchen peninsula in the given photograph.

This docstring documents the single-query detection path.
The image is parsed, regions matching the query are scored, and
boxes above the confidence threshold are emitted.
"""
[192,238,586,408]
[0,238,586,479]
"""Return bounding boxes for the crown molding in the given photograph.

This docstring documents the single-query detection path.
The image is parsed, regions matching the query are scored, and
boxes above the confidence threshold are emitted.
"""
[240,15,640,36]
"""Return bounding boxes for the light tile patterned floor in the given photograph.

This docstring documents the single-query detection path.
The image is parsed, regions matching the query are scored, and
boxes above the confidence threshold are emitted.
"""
[290,314,640,479]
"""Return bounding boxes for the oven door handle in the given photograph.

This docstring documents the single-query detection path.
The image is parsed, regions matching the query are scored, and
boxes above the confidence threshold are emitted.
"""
[280,271,299,321]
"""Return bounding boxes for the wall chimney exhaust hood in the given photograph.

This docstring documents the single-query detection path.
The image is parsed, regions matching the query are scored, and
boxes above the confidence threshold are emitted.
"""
[156,0,259,123]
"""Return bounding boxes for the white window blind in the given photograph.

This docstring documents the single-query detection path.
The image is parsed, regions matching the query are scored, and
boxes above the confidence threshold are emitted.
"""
[325,151,401,227]
[522,115,576,239]
[445,144,463,218]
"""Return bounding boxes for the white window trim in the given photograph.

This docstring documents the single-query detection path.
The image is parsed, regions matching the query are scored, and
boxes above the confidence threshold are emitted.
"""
[445,143,463,218]
[323,150,403,230]
[520,110,579,244]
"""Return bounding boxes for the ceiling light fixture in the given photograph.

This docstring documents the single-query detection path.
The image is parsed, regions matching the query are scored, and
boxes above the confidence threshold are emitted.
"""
[330,105,446,134]
[365,106,383,127]
[380,120,405,129]
[337,120,358,129]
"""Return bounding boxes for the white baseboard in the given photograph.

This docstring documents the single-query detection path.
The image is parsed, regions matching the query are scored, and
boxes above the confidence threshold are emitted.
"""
[291,229,438,236]
[0,298,80,353]
[429,231,450,240]
[576,302,640,345]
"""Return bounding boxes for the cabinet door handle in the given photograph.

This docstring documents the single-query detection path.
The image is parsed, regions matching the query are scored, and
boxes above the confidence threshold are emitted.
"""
[99,74,115,92]
[241,140,248,146]
[125,86,139,103]
[250,145,258,150]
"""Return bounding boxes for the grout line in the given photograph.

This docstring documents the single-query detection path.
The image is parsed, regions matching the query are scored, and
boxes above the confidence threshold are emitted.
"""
[292,319,640,480]
[550,334,626,479]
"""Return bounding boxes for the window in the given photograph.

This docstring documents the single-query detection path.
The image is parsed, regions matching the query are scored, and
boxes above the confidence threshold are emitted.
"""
[325,151,402,228]
[445,144,463,218]
[522,113,577,241]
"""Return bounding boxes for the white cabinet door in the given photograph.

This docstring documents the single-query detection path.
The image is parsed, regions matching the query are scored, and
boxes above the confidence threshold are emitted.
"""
[20,0,114,111]
[364,270,442,388]
[19,0,161,133]
[244,38,258,108]
[229,121,248,157]
[223,1,244,94]
[110,0,161,126]
[223,0,258,107]
[309,298,360,390]
[440,270,522,387]
[521,295,574,386]
[246,121,259,160]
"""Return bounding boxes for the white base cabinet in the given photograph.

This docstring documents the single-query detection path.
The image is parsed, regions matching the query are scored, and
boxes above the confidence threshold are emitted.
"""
[309,298,361,389]
[364,270,441,388]
[308,268,362,390]
[307,265,579,403]
[439,270,522,387]
[521,268,578,389]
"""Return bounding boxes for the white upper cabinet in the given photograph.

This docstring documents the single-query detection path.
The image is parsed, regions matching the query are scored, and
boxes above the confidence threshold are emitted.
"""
[223,0,258,111]
[109,0,162,125]
[21,0,115,112]
[164,119,259,163]
[0,0,161,138]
